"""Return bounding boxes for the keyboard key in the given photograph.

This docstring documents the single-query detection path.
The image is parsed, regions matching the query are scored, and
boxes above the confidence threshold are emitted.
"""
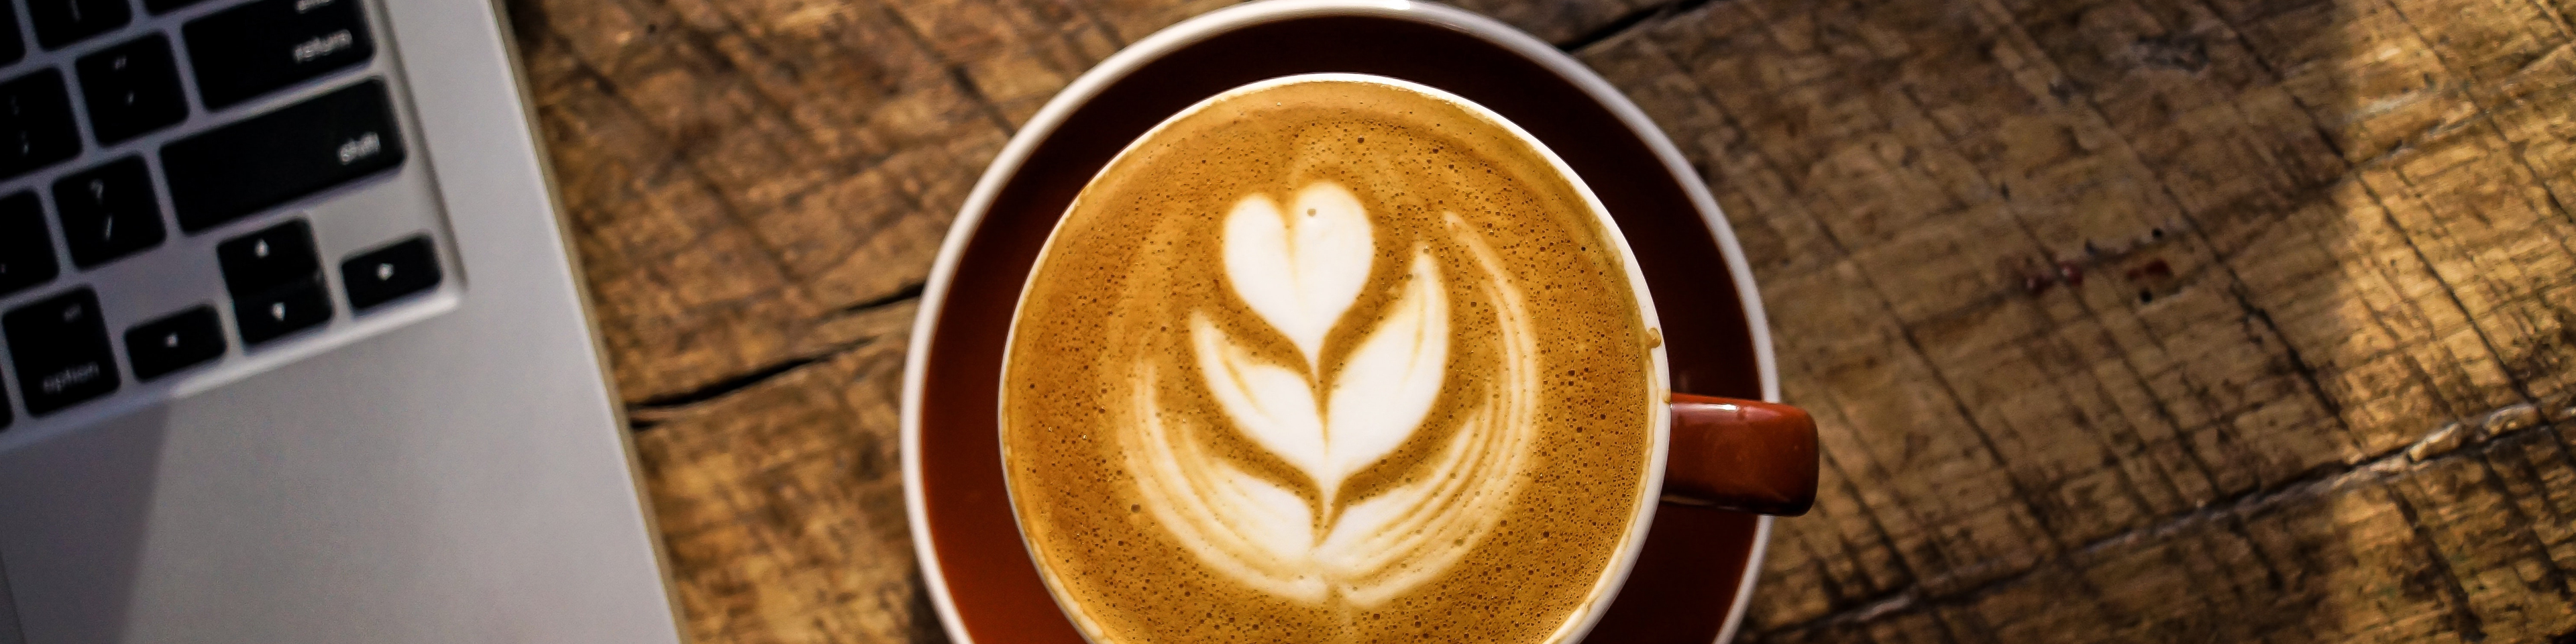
[53,157,166,268]
[233,278,329,345]
[0,193,57,297]
[26,0,131,50]
[163,80,405,232]
[126,305,224,380]
[4,288,119,415]
[0,5,23,66]
[341,235,439,311]
[182,0,374,109]
[0,70,80,181]
[145,0,210,13]
[217,220,332,345]
[76,35,188,144]
[217,219,320,295]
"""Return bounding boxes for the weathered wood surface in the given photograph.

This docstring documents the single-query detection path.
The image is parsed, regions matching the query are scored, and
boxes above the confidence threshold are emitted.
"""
[502,0,2576,640]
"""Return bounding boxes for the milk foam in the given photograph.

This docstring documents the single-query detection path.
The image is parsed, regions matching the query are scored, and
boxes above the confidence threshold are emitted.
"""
[1130,196,1542,606]
[1219,182,1375,368]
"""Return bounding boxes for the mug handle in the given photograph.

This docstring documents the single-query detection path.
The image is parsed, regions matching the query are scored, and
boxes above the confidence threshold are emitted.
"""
[1664,393,1819,516]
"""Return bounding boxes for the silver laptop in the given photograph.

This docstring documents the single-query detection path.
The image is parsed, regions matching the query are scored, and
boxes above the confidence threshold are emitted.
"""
[0,0,684,641]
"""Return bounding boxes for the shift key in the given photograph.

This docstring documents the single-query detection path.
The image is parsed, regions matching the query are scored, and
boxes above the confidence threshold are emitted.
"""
[162,79,405,233]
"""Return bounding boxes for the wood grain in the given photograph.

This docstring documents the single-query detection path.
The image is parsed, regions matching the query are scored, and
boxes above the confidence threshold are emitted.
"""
[502,0,2576,641]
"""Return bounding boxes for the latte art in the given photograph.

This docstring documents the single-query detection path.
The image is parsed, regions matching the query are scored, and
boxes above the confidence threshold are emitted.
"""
[1002,74,1661,643]
[1129,181,1543,606]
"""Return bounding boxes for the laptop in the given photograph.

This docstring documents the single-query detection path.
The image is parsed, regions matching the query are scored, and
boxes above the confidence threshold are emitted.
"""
[0,0,684,641]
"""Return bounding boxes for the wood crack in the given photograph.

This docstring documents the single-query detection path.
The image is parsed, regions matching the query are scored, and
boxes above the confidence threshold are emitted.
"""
[1556,0,1724,52]
[1751,402,2564,639]
[628,338,881,420]
[839,282,926,315]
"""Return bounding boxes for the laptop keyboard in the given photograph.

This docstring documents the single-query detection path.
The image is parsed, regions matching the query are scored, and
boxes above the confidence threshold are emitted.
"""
[0,0,456,434]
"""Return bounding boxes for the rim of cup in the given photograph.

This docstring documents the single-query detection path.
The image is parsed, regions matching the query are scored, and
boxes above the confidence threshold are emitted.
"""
[994,70,1671,644]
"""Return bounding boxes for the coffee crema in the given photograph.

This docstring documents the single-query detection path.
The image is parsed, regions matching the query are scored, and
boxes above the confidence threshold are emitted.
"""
[1001,74,1663,643]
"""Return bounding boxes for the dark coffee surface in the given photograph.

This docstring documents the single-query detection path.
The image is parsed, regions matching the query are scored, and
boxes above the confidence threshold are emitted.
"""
[1001,77,1660,644]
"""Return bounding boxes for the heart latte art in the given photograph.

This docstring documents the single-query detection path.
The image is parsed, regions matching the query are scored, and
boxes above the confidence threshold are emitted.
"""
[1002,75,1662,644]
[1135,180,1540,607]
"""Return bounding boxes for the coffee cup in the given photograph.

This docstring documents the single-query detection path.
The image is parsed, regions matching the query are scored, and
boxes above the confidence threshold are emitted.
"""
[994,70,1813,644]
[904,3,1815,643]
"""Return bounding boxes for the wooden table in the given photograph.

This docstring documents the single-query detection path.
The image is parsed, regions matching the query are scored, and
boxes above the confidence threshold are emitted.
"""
[504,0,2576,641]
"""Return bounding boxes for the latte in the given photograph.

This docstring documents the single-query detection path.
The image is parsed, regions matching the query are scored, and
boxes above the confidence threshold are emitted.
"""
[1000,74,1664,643]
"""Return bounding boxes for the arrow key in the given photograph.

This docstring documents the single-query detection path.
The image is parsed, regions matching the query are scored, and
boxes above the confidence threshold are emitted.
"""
[126,305,223,380]
[232,277,329,346]
[341,235,439,311]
